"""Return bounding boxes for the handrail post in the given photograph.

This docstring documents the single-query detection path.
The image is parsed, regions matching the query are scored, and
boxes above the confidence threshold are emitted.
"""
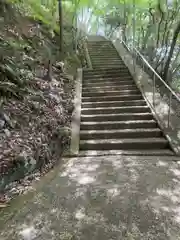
[168,92,172,128]
[132,0,136,75]
[153,73,156,107]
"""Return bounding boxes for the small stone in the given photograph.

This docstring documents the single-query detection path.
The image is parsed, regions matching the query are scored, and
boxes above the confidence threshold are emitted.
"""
[8,182,17,189]
[0,119,5,129]
[0,112,13,128]
[25,174,34,181]
[29,157,36,166]
[4,129,11,137]
[34,172,40,177]
[10,187,18,195]
[23,180,30,186]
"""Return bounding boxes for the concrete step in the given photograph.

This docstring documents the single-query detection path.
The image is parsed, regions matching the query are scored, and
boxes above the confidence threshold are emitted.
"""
[89,53,119,56]
[82,100,146,108]
[83,76,132,82]
[82,90,140,97]
[78,149,174,156]
[83,72,131,79]
[90,56,119,60]
[82,94,143,102]
[91,60,123,64]
[81,113,153,121]
[80,138,168,150]
[92,63,123,69]
[88,45,114,48]
[87,41,112,44]
[82,85,138,92]
[88,45,113,48]
[91,64,124,68]
[88,49,116,52]
[88,44,115,47]
[91,59,123,62]
[88,44,114,47]
[91,62,123,66]
[80,120,157,130]
[83,68,126,74]
[89,49,117,52]
[83,69,127,75]
[83,76,132,81]
[81,106,151,115]
[83,81,135,87]
[80,128,162,140]
[91,61,124,65]
[89,54,122,57]
[89,51,118,54]
[87,42,112,46]
[90,55,120,59]
[90,58,123,61]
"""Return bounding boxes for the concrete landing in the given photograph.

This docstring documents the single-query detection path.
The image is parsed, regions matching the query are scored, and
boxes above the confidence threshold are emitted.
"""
[1,155,180,239]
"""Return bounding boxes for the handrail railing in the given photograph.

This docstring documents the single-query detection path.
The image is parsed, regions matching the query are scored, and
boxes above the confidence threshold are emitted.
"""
[121,39,180,129]
[121,40,180,104]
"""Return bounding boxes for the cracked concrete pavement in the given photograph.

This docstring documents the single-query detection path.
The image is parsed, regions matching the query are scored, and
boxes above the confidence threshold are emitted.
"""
[1,155,180,239]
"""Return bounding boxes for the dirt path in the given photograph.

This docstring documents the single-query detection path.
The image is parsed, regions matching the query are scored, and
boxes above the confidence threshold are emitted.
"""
[1,155,180,239]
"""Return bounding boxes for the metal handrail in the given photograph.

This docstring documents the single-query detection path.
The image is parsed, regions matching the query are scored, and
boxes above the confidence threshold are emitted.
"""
[121,39,180,104]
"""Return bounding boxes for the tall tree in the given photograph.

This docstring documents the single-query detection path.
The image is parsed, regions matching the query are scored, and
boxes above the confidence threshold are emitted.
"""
[58,0,63,52]
[163,21,180,82]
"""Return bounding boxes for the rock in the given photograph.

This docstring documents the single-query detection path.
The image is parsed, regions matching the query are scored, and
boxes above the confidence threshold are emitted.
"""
[34,172,40,177]
[49,93,62,104]
[24,174,34,181]
[9,187,19,195]
[15,151,28,167]
[0,204,7,208]
[23,180,30,186]
[29,157,36,166]
[0,112,13,128]
[0,119,5,129]
[4,129,11,137]
[7,182,17,189]
[54,61,64,72]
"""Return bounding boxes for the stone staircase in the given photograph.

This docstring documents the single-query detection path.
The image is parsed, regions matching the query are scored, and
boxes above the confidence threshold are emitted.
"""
[78,39,174,156]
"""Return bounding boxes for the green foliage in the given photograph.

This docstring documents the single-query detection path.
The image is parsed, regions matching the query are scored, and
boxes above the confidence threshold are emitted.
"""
[72,0,180,87]
[8,0,59,32]
[3,0,179,89]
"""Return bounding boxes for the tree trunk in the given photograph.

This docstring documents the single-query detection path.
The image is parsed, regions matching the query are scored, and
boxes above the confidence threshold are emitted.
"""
[163,21,180,82]
[58,0,63,52]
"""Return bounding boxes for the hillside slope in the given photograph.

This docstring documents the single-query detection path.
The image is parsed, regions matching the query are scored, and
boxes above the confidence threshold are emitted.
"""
[0,1,83,204]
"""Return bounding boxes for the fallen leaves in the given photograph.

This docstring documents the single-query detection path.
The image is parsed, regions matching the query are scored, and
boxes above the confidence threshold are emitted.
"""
[0,63,75,202]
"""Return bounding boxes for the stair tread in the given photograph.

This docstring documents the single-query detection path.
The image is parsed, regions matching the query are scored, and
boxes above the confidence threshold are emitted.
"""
[81,120,156,125]
[78,150,174,156]
[83,87,137,91]
[81,128,161,134]
[82,100,145,105]
[82,106,149,110]
[83,90,139,94]
[83,88,137,91]
[83,84,136,88]
[82,95,143,102]
[84,74,131,76]
[82,94,141,98]
[83,80,133,82]
[91,59,123,61]
[82,100,147,108]
[81,112,152,117]
[84,76,131,80]
[82,92,142,100]
[80,138,168,144]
